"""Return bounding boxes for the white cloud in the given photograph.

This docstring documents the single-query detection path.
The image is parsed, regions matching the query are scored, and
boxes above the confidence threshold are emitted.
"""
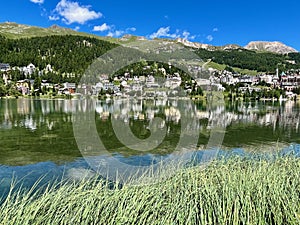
[182,31,190,39]
[93,24,136,37]
[182,31,196,40]
[150,27,196,40]
[54,0,102,24]
[206,35,213,42]
[93,23,111,32]
[74,26,80,31]
[213,28,218,32]
[149,27,180,39]
[30,0,44,4]
[126,27,136,32]
[49,15,60,21]
[107,30,124,37]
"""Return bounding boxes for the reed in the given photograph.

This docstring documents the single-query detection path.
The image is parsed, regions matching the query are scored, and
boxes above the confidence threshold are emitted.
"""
[1,155,300,225]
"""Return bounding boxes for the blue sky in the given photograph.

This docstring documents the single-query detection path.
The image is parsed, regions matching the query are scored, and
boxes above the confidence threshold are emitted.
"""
[0,0,299,50]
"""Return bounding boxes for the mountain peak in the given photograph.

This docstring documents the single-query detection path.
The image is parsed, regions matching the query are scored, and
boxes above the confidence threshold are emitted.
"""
[244,41,297,54]
[221,44,242,50]
[119,34,146,42]
[48,24,74,32]
[49,24,62,29]
[175,38,212,49]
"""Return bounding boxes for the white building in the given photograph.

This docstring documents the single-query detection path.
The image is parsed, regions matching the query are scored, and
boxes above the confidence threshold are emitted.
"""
[22,63,36,76]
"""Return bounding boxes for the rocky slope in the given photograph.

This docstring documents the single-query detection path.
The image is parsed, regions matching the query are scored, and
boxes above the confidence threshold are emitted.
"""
[175,38,245,51]
[245,41,298,54]
[176,38,213,50]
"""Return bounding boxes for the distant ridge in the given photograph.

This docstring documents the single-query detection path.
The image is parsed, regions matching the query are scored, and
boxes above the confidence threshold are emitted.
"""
[48,24,74,32]
[175,38,298,54]
[0,22,79,37]
[0,22,117,43]
[176,38,213,50]
[0,22,298,54]
[245,41,298,54]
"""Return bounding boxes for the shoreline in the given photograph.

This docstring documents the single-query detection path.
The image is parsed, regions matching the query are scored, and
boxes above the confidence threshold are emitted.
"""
[1,94,299,102]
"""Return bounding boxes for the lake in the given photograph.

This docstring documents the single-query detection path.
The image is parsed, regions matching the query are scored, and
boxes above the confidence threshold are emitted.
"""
[1,98,300,191]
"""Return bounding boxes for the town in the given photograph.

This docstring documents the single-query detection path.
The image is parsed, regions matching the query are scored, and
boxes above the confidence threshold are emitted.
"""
[1,61,300,100]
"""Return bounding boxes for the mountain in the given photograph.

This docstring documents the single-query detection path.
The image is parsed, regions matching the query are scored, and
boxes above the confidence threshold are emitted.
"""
[1,22,298,54]
[222,44,242,50]
[0,22,79,37]
[245,41,298,54]
[176,38,213,50]
[0,32,118,78]
[0,22,300,77]
[0,22,119,43]
[119,34,147,42]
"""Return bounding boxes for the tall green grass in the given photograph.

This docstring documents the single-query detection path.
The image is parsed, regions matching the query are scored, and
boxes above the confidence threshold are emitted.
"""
[1,156,300,224]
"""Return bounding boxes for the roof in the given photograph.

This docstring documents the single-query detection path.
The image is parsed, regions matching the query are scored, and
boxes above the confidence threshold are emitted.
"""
[0,63,10,70]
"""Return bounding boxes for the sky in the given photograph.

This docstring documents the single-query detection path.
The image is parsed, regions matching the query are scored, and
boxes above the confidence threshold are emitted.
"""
[0,0,299,50]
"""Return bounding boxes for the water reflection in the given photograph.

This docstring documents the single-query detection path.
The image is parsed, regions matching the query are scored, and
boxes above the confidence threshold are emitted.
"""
[0,99,81,167]
[0,99,299,163]
[1,98,300,187]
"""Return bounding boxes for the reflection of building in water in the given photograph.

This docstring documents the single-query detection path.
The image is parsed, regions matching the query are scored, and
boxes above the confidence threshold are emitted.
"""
[17,99,31,115]
[1,99,300,135]
[92,99,300,134]
[0,99,78,130]
[95,99,185,124]
[165,107,181,123]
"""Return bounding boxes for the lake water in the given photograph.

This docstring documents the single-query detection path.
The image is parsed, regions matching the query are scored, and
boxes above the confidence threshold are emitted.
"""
[1,98,300,191]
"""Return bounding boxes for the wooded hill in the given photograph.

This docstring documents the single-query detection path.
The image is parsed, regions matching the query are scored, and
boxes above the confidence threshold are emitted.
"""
[195,48,300,73]
[0,35,117,74]
[1,30,300,85]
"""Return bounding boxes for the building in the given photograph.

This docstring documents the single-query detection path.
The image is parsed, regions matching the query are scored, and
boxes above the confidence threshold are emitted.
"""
[22,63,36,76]
[238,75,253,85]
[0,63,11,85]
[61,82,76,94]
[16,80,31,95]
[0,63,10,72]
[280,74,300,91]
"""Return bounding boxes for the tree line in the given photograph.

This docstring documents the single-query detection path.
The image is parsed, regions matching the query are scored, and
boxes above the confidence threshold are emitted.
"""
[195,48,300,73]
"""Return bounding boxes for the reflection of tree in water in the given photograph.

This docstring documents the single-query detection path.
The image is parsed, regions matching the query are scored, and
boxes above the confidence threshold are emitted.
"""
[1,99,300,165]
[0,99,81,166]
[96,105,182,156]
[95,99,300,151]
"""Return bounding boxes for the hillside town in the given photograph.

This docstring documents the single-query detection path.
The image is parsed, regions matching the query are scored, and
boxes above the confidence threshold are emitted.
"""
[1,61,300,100]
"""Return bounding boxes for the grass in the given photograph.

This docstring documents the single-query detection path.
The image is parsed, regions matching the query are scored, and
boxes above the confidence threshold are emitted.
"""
[1,155,300,224]
[205,61,227,71]
[205,61,259,76]
[0,22,120,44]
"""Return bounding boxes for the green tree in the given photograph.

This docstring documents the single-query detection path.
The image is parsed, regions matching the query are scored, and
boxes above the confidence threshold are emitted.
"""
[0,84,7,97]
[34,76,41,91]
